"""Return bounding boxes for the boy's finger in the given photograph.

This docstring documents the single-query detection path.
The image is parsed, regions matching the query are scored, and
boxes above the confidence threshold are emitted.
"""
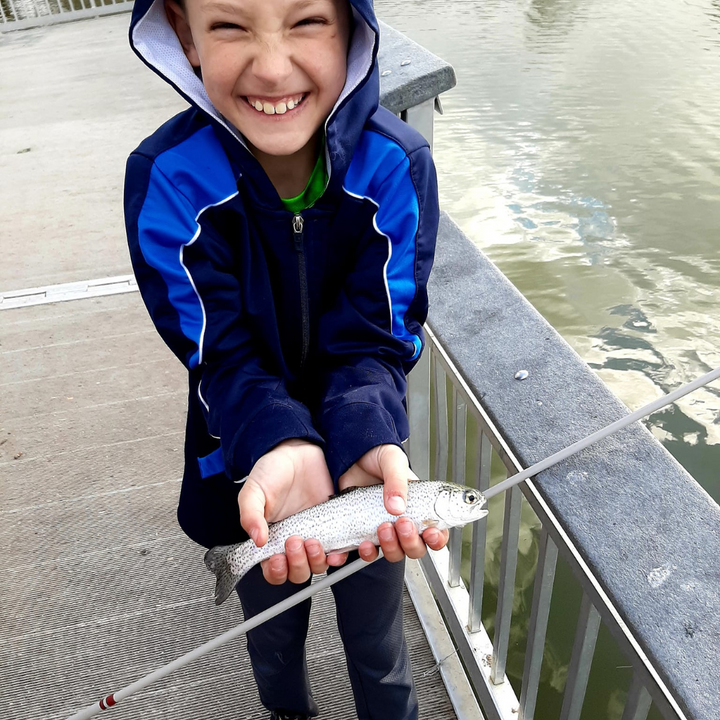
[261,554,288,585]
[358,541,379,562]
[304,539,329,575]
[327,551,349,567]
[285,536,312,584]
[377,522,405,563]
[422,527,449,551]
[238,479,269,547]
[378,445,411,515]
[394,517,427,560]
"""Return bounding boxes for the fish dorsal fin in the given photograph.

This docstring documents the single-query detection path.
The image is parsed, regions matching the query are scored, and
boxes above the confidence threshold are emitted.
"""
[328,486,362,500]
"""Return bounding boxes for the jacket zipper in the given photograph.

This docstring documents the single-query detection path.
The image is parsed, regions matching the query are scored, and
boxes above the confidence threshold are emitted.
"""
[292,213,310,370]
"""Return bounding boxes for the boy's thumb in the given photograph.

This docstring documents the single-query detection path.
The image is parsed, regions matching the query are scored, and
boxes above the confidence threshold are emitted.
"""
[238,479,269,547]
[379,444,410,516]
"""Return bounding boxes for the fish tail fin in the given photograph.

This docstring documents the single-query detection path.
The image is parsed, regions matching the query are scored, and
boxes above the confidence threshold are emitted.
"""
[204,543,247,606]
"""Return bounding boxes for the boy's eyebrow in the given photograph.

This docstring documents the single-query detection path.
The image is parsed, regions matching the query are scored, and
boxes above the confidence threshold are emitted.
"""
[290,0,335,10]
[203,0,333,12]
[203,1,246,13]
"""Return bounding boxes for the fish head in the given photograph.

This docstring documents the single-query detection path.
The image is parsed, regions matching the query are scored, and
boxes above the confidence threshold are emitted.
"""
[433,483,488,528]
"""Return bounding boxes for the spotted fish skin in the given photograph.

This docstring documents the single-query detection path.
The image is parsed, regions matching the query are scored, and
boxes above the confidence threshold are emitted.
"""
[204,481,488,605]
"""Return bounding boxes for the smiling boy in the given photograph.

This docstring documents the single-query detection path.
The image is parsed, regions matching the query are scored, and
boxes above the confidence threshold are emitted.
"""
[125,0,443,717]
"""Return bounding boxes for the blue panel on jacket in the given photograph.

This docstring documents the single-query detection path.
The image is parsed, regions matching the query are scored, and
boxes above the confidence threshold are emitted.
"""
[136,126,238,369]
[344,130,422,360]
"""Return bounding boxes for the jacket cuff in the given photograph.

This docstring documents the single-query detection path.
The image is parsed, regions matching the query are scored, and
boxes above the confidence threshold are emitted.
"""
[322,402,405,487]
[228,402,325,478]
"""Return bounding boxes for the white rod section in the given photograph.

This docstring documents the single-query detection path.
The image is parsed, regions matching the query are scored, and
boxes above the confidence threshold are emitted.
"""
[65,554,380,719]
[484,366,720,501]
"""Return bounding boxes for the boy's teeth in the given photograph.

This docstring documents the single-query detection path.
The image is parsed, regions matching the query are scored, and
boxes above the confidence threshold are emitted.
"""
[249,95,304,114]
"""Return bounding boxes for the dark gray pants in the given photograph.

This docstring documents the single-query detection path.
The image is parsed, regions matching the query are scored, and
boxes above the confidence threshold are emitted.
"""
[236,554,418,719]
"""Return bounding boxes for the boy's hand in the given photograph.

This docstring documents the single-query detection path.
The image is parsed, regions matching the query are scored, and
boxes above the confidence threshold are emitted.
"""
[238,439,348,585]
[338,444,450,563]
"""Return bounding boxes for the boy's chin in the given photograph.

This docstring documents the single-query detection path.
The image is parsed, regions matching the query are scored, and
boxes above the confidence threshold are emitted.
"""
[244,132,319,161]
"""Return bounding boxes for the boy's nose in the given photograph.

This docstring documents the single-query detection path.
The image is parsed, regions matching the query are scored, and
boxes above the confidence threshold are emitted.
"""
[251,41,293,87]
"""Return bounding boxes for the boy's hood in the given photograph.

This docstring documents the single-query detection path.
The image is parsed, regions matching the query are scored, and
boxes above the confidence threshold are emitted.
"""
[128,0,380,192]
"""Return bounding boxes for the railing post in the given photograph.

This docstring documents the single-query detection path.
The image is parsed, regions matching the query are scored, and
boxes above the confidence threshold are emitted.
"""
[407,340,431,482]
[468,429,491,632]
[490,482,522,684]
[448,388,466,587]
[621,674,653,720]
[559,593,601,720]
[402,98,435,152]
[518,529,558,720]
[433,353,449,485]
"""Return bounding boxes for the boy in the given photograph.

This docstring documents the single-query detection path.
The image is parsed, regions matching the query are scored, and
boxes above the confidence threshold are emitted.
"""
[124,0,446,717]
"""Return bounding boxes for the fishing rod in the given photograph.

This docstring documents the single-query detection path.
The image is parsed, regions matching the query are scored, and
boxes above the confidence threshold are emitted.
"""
[65,552,382,720]
[64,365,720,719]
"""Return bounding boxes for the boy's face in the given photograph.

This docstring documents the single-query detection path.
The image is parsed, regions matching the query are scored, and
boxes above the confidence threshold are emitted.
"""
[167,0,350,159]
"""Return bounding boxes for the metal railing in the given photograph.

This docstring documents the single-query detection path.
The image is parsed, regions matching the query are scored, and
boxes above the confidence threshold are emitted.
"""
[0,0,132,30]
[406,330,686,720]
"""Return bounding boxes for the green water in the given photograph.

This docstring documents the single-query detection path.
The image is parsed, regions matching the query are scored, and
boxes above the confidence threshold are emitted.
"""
[380,0,720,716]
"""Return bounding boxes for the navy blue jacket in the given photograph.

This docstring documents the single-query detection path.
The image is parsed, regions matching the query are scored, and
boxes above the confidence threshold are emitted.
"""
[124,0,439,548]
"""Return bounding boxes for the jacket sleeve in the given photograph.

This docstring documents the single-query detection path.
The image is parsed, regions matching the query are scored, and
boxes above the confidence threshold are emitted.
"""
[124,151,324,480]
[315,144,439,482]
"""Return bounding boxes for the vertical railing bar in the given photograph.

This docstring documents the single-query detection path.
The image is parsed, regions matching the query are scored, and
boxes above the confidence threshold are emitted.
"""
[468,428,491,632]
[621,673,653,720]
[407,338,431,483]
[0,0,7,23]
[559,593,602,720]
[433,352,449,485]
[403,98,435,153]
[490,482,522,684]
[7,0,19,21]
[447,388,466,587]
[518,528,558,720]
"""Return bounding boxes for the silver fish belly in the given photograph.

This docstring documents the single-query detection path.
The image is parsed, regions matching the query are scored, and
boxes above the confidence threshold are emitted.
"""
[204,480,488,605]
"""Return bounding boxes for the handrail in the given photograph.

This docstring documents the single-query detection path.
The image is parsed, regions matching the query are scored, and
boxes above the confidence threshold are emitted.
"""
[407,212,720,720]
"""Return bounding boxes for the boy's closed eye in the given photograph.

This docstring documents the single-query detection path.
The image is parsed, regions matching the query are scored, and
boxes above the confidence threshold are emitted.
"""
[209,15,329,33]
[210,22,245,31]
[295,16,328,27]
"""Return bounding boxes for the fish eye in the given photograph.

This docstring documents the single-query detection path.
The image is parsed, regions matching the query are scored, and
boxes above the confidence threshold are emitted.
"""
[464,491,477,504]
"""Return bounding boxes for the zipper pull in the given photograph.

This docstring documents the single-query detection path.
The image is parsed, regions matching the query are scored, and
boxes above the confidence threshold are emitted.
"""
[292,213,304,250]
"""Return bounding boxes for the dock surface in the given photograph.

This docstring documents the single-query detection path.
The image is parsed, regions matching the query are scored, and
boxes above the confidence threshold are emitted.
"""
[0,15,457,719]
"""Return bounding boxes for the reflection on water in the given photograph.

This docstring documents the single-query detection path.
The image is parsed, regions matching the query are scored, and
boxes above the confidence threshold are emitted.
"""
[377,0,720,502]
[393,1,720,716]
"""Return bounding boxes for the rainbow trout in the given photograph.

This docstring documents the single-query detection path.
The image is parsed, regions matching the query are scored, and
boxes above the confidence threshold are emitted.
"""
[204,481,488,605]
